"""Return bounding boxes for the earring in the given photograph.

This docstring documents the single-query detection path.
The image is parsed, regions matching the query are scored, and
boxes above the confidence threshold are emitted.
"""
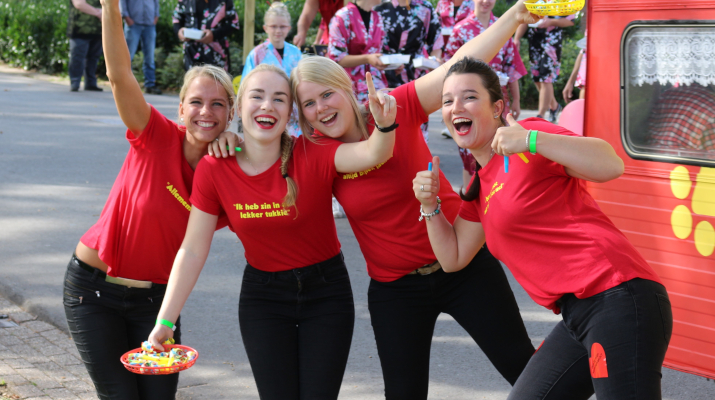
[494,115,499,119]
[180,117,184,123]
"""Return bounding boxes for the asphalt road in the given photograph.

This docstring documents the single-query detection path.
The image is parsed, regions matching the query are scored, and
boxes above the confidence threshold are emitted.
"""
[0,67,713,399]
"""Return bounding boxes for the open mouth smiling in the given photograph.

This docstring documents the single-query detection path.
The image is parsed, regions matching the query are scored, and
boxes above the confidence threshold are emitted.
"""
[452,117,473,135]
[255,115,277,128]
[320,113,337,124]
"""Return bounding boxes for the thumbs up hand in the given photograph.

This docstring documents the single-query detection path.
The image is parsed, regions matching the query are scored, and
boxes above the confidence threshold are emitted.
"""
[413,156,441,212]
[492,113,529,156]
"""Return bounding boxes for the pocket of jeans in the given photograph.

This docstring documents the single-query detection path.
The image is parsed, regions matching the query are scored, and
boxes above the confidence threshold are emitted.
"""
[656,293,673,345]
[242,270,272,286]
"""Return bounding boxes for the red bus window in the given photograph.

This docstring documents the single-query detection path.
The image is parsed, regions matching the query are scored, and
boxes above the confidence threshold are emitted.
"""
[622,24,715,166]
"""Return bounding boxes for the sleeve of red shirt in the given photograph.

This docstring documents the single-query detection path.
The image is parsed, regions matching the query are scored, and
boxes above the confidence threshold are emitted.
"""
[519,118,580,178]
[299,136,341,180]
[126,105,179,152]
[190,157,223,216]
[389,81,428,136]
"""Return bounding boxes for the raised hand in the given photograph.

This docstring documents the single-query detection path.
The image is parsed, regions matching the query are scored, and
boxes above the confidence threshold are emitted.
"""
[413,156,441,211]
[514,0,543,25]
[366,72,397,129]
[492,113,529,156]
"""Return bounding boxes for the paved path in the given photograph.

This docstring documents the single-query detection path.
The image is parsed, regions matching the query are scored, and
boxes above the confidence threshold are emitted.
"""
[0,296,94,400]
[1,65,714,399]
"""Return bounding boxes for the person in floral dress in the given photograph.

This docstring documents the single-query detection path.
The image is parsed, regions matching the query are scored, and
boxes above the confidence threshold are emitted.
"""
[515,14,575,121]
[243,2,303,136]
[172,0,240,72]
[435,0,474,46]
[328,0,388,104]
[444,0,526,187]
[376,0,443,143]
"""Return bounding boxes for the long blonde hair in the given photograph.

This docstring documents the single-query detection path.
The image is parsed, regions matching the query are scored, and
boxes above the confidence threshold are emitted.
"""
[236,64,298,211]
[290,56,369,142]
[179,64,236,124]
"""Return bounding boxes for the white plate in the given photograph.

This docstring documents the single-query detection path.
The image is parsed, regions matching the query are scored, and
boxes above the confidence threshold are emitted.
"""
[441,27,453,36]
[183,28,204,40]
[380,54,411,65]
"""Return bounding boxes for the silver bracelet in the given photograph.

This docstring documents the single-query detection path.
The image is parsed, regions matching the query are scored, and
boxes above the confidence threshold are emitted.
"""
[419,196,442,221]
[525,130,531,150]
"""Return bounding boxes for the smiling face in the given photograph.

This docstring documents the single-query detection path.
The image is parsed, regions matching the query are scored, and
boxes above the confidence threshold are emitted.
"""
[237,70,292,144]
[442,73,503,153]
[263,15,291,46]
[296,80,357,140]
[178,75,232,143]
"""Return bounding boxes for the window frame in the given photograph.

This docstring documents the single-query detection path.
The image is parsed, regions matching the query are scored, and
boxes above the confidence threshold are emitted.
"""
[620,20,715,168]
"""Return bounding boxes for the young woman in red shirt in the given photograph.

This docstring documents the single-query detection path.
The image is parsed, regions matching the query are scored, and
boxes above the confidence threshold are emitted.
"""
[284,1,541,398]
[62,1,240,399]
[147,64,397,400]
[413,57,672,399]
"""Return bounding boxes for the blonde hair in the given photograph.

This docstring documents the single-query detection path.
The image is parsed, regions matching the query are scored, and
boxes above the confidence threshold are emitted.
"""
[179,64,236,122]
[264,1,292,24]
[236,64,298,212]
[290,56,369,143]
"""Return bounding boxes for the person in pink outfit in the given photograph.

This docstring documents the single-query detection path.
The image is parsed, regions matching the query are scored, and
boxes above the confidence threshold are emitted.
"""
[328,0,389,104]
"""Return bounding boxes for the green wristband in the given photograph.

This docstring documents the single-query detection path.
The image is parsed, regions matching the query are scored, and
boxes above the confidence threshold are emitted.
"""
[529,130,538,154]
[157,318,176,332]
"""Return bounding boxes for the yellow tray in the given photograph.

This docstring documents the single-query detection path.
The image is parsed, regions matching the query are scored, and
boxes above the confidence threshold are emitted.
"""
[524,0,584,17]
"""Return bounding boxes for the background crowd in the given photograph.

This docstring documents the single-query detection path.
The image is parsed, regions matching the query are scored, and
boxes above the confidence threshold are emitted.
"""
[0,0,585,109]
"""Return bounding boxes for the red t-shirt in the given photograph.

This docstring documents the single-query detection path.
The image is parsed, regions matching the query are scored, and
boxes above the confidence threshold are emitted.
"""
[81,106,226,284]
[191,136,343,271]
[458,118,662,311]
[331,82,462,282]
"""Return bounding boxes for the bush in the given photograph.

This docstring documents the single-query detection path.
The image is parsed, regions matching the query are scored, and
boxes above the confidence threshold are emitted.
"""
[0,0,70,73]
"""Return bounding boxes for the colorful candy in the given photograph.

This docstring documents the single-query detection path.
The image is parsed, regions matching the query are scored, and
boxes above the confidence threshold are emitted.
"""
[126,339,194,368]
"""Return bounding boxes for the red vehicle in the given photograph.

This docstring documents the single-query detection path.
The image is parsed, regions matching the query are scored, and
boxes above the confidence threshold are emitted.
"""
[583,0,715,379]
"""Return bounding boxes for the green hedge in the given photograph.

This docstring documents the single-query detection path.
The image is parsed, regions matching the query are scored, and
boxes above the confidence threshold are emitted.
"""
[0,0,579,106]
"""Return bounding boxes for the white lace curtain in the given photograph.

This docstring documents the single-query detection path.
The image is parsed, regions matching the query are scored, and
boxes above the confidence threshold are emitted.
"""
[627,27,715,87]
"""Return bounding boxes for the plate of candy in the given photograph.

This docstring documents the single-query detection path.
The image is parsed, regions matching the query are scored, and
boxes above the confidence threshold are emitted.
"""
[524,0,584,17]
[121,340,198,375]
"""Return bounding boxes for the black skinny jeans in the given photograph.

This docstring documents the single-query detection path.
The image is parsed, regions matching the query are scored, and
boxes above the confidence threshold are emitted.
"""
[508,278,673,400]
[368,246,535,400]
[63,255,181,400]
[238,252,355,400]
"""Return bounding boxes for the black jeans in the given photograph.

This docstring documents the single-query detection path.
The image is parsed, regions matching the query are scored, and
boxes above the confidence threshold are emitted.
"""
[368,247,535,400]
[238,252,355,400]
[63,255,181,400]
[508,278,673,400]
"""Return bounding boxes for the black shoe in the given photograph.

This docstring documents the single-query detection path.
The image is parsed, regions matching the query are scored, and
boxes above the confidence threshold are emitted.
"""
[536,114,544,119]
[145,86,162,95]
[70,86,79,92]
[548,104,563,123]
[84,85,104,92]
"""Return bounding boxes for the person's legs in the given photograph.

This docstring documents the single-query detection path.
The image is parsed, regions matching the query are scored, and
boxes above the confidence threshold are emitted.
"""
[567,279,672,399]
[126,290,182,400]
[297,257,355,399]
[63,256,141,400]
[238,265,300,400]
[368,274,440,400]
[440,249,535,385]
[84,36,103,89]
[124,23,142,61]
[538,82,553,119]
[68,38,89,90]
[508,321,594,400]
[140,24,157,88]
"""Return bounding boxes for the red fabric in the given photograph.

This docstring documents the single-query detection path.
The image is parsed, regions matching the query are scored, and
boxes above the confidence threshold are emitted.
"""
[81,106,226,284]
[318,0,345,44]
[331,82,462,282]
[646,86,715,151]
[191,136,342,271]
[458,118,662,311]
